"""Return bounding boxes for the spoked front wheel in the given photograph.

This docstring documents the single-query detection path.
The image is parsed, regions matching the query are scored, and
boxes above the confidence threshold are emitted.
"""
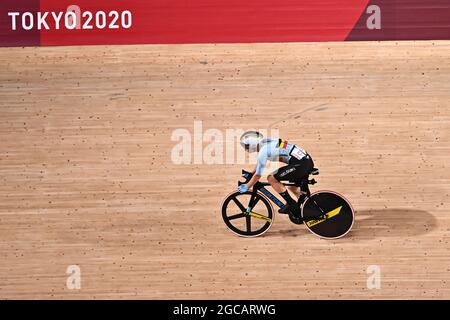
[301,190,354,239]
[221,191,274,237]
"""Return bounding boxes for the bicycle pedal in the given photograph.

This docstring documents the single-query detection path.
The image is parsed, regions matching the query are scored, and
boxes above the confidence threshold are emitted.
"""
[288,212,304,225]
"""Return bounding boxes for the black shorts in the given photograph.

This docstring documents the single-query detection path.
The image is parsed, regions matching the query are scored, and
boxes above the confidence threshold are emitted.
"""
[272,156,314,183]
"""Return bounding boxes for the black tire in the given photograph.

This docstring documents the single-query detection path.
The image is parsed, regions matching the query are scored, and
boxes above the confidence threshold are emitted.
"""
[221,191,274,237]
[301,190,354,239]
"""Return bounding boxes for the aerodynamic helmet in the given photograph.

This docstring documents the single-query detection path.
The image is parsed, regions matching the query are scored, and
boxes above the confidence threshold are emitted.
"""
[240,130,264,153]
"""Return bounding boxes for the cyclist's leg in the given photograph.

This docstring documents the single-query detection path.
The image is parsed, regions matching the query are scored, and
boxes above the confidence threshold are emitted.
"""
[267,173,287,193]
[288,185,301,199]
[278,156,314,197]
[291,157,314,198]
[268,165,298,213]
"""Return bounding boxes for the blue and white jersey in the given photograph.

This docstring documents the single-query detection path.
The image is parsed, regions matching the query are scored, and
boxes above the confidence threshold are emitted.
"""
[255,138,308,176]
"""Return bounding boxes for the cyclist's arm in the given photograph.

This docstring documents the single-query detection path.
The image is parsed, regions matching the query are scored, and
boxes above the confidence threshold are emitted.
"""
[246,152,267,189]
[246,169,261,189]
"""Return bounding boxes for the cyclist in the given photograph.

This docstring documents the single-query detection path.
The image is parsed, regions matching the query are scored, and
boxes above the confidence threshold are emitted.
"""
[238,131,314,215]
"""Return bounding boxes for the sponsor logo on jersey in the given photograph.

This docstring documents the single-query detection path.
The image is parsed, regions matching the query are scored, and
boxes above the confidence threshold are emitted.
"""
[279,167,295,177]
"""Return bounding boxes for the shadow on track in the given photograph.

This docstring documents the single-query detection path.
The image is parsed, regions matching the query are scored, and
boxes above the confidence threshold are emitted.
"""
[268,208,436,239]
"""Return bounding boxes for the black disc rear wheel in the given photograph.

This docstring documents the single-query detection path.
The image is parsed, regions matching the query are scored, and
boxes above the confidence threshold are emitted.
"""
[301,191,354,239]
[222,191,274,237]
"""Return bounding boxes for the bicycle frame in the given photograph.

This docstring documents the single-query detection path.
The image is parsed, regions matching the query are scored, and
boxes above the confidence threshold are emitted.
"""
[257,184,286,209]
[240,170,327,221]
[241,170,308,211]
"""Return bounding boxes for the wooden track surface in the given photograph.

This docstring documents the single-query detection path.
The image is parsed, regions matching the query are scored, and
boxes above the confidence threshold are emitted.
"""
[0,41,449,299]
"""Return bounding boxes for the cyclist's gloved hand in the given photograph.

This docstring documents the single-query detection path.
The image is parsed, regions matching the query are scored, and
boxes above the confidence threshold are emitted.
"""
[238,184,248,193]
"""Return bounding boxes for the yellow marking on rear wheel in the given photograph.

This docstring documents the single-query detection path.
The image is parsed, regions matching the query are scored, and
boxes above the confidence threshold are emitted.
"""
[306,206,342,228]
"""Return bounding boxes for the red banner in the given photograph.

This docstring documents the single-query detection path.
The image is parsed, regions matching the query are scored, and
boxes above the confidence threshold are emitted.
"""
[1,0,449,47]
[40,0,367,45]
